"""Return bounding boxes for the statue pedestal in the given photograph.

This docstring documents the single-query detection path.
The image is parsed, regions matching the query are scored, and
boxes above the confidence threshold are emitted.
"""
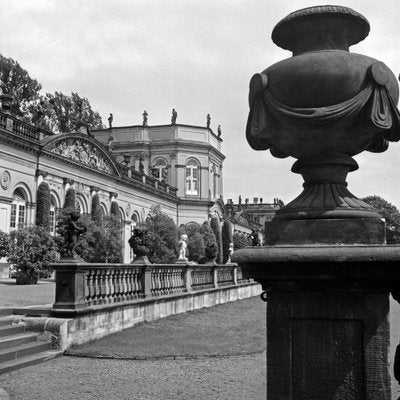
[232,246,400,399]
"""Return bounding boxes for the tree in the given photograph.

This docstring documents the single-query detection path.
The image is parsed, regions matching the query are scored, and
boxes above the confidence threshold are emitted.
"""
[233,231,252,250]
[144,205,179,264]
[222,220,233,263]
[76,214,122,263]
[362,195,400,244]
[8,226,59,284]
[200,221,218,263]
[35,182,51,230]
[29,91,104,133]
[0,54,42,120]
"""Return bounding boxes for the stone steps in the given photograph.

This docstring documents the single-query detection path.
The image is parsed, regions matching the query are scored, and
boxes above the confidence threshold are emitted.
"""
[0,309,63,374]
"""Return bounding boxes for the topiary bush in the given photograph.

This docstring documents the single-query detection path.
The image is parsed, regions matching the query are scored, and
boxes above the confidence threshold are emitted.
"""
[200,221,218,263]
[210,216,223,264]
[187,231,205,263]
[63,187,76,210]
[110,201,120,217]
[35,182,51,230]
[222,219,233,263]
[91,193,102,226]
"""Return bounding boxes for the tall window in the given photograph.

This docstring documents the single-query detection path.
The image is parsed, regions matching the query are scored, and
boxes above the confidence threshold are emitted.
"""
[185,160,199,195]
[151,159,168,182]
[10,188,26,230]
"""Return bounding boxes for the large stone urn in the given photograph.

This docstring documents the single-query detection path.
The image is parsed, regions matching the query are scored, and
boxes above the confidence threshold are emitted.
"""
[233,5,400,399]
[246,5,400,245]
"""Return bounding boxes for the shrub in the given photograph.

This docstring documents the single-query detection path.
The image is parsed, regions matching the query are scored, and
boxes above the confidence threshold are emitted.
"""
[0,231,10,258]
[210,216,223,264]
[35,182,51,229]
[187,232,205,263]
[200,221,218,262]
[222,220,233,263]
[233,231,252,250]
[8,226,59,284]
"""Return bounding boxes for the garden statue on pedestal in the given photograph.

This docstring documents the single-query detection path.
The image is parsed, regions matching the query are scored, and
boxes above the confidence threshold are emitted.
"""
[62,210,86,261]
[177,234,188,262]
[129,226,151,264]
[226,243,234,264]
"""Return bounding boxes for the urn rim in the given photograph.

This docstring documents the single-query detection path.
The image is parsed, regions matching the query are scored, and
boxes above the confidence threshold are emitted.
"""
[272,5,370,52]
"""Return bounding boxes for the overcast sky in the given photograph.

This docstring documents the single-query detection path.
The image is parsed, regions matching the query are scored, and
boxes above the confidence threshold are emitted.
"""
[1,0,400,207]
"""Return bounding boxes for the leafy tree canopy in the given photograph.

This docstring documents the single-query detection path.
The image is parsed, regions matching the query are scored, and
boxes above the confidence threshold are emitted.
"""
[362,195,400,244]
[29,91,104,133]
[0,53,104,132]
[0,54,42,120]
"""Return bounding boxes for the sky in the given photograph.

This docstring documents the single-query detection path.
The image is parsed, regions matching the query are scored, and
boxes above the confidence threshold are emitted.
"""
[1,0,400,207]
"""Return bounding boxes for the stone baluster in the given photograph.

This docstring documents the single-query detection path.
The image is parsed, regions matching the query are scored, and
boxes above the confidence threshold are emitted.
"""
[105,269,111,303]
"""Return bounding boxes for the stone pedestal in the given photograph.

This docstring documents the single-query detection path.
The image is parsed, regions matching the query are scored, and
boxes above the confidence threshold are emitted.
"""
[232,246,400,399]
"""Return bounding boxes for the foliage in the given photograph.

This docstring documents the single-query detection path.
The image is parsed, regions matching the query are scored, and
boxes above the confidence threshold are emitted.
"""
[110,201,120,217]
[28,91,104,133]
[222,219,233,263]
[8,226,59,284]
[210,216,223,264]
[233,231,251,250]
[187,232,205,263]
[143,205,179,264]
[0,54,42,120]
[0,231,10,258]
[35,182,51,230]
[63,188,76,210]
[362,195,400,244]
[200,221,218,262]
[75,214,123,263]
[91,194,102,226]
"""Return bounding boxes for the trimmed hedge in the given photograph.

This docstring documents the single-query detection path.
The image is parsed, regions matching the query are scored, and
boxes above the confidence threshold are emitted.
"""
[35,182,51,230]
[63,188,76,210]
[210,216,223,264]
[91,194,102,225]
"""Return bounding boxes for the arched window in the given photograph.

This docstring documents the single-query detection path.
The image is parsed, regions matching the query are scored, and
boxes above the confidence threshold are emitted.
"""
[10,188,26,230]
[151,158,168,182]
[49,196,57,235]
[185,159,199,195]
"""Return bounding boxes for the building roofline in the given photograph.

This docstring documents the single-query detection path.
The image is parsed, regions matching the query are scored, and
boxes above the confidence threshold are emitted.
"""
[92,124,223,142]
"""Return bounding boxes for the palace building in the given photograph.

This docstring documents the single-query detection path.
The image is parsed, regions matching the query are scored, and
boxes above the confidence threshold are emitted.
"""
[0,106,225,271]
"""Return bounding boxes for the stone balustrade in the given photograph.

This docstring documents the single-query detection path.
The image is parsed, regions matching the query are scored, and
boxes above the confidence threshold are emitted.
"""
[0,110,53,141]
[52,262,249,315]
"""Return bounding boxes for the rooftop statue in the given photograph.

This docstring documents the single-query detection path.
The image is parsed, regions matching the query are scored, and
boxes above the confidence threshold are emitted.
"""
[246,5,400,232]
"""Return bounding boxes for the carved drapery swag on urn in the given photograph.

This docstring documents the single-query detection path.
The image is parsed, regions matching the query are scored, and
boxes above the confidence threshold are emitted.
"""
[246,5,400,221]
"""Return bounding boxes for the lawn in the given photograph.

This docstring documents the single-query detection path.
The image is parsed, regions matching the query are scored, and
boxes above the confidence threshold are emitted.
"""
[0,278,55,307]
[67,296,267,358]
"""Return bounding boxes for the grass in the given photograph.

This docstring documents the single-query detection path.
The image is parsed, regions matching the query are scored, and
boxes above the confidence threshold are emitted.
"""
[0,279,55,307]
[67,296,266,358]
